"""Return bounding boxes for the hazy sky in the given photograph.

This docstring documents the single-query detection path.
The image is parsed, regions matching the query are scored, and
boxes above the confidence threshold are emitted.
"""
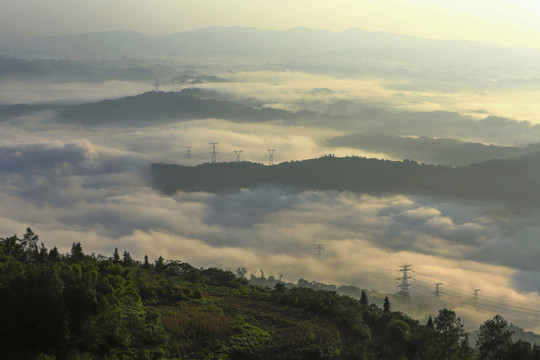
[2,0,540,49]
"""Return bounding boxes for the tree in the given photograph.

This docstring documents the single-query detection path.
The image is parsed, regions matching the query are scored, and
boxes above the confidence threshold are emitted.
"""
[532,344,540,359]
[236,266,247,279]
[434,308,467,360]
[383,296,390,312]
[122,251,134,267]
[37,242,48,263]
[426,316,434,329]
[416,315,438,359]
[70,242,84,262]
[476,315,513,360]
[112,247,120,263]
[506,340,534,360]
[22,227,39,262]
[459,333,476,360]
[155,256,165,272]
[0,265,69,358]
[48,246,61,262]
[360,290,368,305]
[0,235,24,260]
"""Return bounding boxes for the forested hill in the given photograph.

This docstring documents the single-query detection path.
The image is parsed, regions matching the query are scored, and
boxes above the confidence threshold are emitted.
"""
[2,228,539,360]
[0,90,292,124]
[59,90,292,124]
[151,153,540,208]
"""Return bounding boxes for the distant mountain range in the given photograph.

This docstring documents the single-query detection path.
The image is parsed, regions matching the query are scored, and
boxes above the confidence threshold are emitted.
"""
[2,27,540,75]
[327,133,540,166]
[0,56,157,82]
[151,153,540,209]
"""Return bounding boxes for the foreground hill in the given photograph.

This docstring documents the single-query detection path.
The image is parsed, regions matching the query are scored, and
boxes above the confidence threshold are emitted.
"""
[151,154,540,209]
[3,229,540,359]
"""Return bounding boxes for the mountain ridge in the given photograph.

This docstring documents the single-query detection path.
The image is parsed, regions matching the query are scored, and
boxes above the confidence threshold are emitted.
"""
[151,153,540,209]
[3,27,539,71]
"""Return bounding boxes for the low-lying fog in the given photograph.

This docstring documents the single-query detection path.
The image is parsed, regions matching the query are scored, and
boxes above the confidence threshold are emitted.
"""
[2,34,540,331]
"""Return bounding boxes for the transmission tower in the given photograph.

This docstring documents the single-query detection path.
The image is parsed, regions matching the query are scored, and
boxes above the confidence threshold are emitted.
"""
[234,150,243,162]
[209,142,218,163]
[154,79,160,92]
[397,264,414,293]
[267,148,275,166]
[185,146,192,158]
[433,283,443,298]
[473,289,481,300]
[313,244,325,257]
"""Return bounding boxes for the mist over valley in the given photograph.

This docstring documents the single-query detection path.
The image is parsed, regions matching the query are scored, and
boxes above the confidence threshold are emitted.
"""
[3,12,540,357]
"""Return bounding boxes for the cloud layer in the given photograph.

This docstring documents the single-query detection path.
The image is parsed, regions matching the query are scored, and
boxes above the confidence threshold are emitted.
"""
[2,113,540,332]
[2,67,540,333]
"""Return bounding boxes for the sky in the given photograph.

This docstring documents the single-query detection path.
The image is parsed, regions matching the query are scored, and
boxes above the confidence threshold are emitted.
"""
[2,0,540,49]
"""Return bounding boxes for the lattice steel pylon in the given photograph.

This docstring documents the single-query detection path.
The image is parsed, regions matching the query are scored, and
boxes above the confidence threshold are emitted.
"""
[234,150,243,162]
[397,264,414,293]
[267,148,275,166]
[313,244,325,257]
[210,142,218,163]
[433,283,443,298]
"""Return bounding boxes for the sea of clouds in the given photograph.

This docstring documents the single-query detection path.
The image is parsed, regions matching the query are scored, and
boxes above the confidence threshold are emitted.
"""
[2,107,540,331]
[2,69,540,331]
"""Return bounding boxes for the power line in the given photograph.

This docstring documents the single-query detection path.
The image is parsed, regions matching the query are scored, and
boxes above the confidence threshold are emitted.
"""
[308,251,540,323]
[412,272,540,319]
[414,270,540,311]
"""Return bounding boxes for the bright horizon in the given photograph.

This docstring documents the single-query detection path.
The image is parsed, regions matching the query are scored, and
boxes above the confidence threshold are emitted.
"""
[1,0,540,50]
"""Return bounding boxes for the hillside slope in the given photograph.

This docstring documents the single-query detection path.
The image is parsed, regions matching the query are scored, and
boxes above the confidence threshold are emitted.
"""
[151,154,540,209]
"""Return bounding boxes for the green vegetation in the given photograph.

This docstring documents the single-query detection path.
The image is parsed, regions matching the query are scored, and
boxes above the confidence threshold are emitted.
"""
[2,228,540,359]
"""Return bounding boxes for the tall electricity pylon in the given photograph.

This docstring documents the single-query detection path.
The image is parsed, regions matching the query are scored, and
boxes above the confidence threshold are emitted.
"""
[397,264,414,293]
